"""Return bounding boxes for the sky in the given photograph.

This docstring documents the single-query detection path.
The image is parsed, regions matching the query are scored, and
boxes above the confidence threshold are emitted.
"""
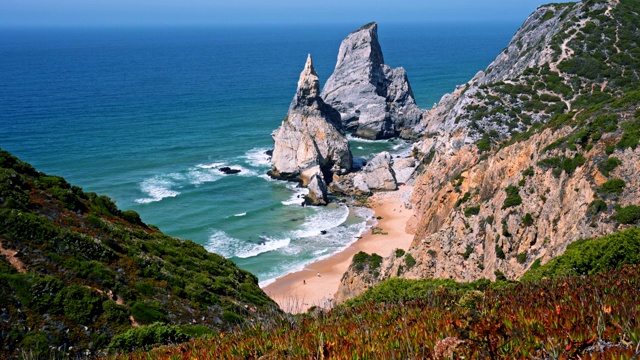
[0,0,576,27]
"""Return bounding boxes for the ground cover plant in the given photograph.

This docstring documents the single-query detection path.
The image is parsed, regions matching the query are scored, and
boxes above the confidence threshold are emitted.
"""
[111,227,640,359]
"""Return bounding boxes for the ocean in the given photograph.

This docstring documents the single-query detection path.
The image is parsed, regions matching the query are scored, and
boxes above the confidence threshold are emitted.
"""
[0,23,518,285]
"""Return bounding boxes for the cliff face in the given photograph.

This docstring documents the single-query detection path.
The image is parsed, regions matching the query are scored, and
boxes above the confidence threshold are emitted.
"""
[322,22,424,140]
[270,55,352,205]
[337,0,640,301]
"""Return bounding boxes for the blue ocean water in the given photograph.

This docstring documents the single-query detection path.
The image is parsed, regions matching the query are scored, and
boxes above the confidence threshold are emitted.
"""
[0,23,518,285]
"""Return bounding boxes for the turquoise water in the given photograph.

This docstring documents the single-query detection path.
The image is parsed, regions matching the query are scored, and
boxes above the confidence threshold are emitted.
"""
[0,23,518,285]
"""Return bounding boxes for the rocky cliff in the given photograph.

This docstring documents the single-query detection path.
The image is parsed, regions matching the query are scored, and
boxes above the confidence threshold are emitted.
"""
[322,22,424,140]
[269,55,352,205]
[337,0,640,301]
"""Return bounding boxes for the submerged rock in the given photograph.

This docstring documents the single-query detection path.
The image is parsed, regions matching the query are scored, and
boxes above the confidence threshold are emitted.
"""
[269,54,352,205]
[321,22,423,140]
[218,166,241,174]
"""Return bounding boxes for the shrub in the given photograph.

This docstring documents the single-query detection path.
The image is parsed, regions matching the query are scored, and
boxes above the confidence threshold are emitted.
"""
[130,301,167,324]
[587,199,608,215]
[521,227,640,281]
[223,310,243,324]
[522,213,534,227]
[485,215,494,225]
[598,157,622,177]
[108,322,189,352]
[462,245,474,260]
[494,270,507,281]
[598,178,626,195]
[394,248,405,258]
[464,206,480,217]
[405,254,416,270]
[352,252,383,273]
[612,205,640,224]
[502,186,522,209]
[516,253,528,264]
[457,290,484,310]
[455,192,471,207]
[495,245,506,260]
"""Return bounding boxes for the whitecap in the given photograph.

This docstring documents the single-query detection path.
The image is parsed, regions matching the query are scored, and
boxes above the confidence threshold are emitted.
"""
[281,184,308,206]
[206,230,291,259]
[234,212,247,217]
[347,134,391,143]
[292,205,350,238]
[235,236,291,259]
[135,175,182,204]
[244,148,272,168]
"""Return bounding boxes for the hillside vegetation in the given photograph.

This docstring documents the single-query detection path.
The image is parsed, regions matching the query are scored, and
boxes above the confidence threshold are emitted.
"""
[113,227,640,359]
[0,149,277,358]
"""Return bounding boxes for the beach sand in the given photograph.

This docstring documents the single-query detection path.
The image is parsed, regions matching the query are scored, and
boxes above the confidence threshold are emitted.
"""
[263,185,415,314]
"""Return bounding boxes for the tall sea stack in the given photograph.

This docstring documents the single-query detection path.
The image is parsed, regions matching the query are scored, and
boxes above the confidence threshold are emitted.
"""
[269,54,352,205]
[321,22,423,140]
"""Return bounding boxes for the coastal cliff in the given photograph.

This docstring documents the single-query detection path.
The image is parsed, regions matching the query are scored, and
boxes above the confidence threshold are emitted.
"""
[269,55,352,205]
[337,0,640,302]
[322,22,424,140]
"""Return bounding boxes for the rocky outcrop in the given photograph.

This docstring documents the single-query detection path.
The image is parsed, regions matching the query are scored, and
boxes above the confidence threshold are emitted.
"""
[330,151,397,196]
[270,55,352,205]
[336,0,640,302]
[321,22,423,140]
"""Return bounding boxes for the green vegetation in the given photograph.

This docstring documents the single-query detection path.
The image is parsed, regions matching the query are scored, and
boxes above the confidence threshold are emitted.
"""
[587,199,608,216]
[464,205,480,217]
[522,213,534,227]
[502,186,522,209]
[352,251,383,275]
[522,227,640,281]
[109,322,190,352]
[462,245,474,260]
[612,205,640,224]
[495,245,506,260]
[598,156,622,177]
[0,148,276,357]
[598,178,626,195]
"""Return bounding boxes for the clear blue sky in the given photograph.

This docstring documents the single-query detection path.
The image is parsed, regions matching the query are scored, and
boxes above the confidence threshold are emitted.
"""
[1,0,576,27]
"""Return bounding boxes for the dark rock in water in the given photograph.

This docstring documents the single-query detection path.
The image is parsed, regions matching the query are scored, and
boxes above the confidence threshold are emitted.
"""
[265,149,273,157]
[321,230,328,235]
[219,167,241,174]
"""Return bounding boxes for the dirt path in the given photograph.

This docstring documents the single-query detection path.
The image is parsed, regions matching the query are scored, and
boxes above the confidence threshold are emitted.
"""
[0,239,27,273]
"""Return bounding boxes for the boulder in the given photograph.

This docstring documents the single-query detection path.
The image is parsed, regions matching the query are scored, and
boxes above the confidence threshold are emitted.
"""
[355,151,397,192]
[269,54,352,205]
[321,22,423,140]
[330,151,397,196]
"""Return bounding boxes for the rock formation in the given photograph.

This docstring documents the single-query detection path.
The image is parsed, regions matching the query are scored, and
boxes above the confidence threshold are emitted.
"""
[269,54,352,205]
[336,0,640,302]
[321,22,423,140]
[330,151,398,196]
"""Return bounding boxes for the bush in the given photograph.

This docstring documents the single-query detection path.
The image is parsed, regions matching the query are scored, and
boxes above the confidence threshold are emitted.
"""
[587,199,608,216]
[516,253,528,264]
[598,157,622,177]
[394,249,405,258]
[521,227,640,281]
[495,245,506,260]
[352,252,383,273]
[405,253,416,270]
[502,186,522,209]
[464,206,480,217]
[612,205,640,224]
[130,301,166,324]
[598,178,626,195]
[108,322,189,352]
[522,213,534,227]
[462,245,474,260]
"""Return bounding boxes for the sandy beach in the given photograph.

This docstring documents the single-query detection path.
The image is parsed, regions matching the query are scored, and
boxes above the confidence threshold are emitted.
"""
[263,185,415,313]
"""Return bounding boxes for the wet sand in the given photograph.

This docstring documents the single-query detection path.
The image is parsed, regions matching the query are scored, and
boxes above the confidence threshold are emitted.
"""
[263,185,414,313]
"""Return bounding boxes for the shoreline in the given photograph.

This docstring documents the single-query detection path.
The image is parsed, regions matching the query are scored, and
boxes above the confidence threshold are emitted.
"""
[262,184,415,314]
